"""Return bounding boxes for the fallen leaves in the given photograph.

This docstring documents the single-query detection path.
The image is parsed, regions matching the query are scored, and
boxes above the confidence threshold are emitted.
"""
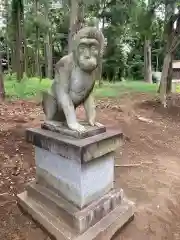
[12,166,21,176]
[96,99,123,112]
[0,192,16,207]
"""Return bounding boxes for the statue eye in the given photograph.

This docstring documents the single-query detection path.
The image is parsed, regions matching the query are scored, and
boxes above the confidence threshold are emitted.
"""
[79,44,86,51]
[91,45,98,52]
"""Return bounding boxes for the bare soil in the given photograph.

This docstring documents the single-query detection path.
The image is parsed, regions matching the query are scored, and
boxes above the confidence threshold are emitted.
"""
[1,93,180,239]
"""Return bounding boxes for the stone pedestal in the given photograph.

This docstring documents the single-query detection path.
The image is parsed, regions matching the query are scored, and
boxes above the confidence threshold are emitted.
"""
[17,123,134,240]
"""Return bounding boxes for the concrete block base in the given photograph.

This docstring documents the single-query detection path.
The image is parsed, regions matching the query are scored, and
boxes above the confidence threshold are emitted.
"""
[35,147,114,208]
[18,127,134,239]
[17,183,134,240]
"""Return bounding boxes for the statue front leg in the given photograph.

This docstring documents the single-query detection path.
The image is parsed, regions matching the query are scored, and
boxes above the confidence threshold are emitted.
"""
[84,94,103,127]
[57,92,86,132]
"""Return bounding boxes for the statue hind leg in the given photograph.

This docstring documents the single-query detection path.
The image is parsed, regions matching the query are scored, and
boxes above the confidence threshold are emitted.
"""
[42,92,66,122]
[42,92,57,120]
[53,107,66,122]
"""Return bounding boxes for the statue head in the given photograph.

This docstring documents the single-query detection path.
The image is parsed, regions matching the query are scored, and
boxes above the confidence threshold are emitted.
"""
[72,27,105,73]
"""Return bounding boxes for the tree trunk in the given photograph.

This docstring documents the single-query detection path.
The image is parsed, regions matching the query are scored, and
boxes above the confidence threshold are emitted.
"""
[98,4,106,87]
[77,1,84,30]
[35,27,41,77]
[23,37,28,76]
[94,18,103,87]
[11,46,16,73]
[160,53,172,107]
[0,54,6,100]
[156,55,159,72]
[166,54,173,93]
[164,11,174,95]
[144,38,152,83]
[22,5,28,76]
[5,0,10,74]
[16,5,23,81]
[45,32,53,79]
[44,3,53,79]
[11,0,24,78]
[35,0,41,77]
[68,0,78,53]
[158,1,177,102]
[6,44,10,73]
[68,0,84,53]
[13,1,24,81]
[159,36,180,105]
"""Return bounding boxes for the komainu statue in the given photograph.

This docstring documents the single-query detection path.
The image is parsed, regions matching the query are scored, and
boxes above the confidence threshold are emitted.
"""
[42,27,105,133]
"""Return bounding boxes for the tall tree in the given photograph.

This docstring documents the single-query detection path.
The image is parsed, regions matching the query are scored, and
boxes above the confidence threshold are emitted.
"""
[4,0,11,74]
[11,0,24,81]
[34,0,41,77]
[159,1,180,107]
[0,54,5,100]
[134,0,159,83]
[44,1,53,79]
[68,0,85,53]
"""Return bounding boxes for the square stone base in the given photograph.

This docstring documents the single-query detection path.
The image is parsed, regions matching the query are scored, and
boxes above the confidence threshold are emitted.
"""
[17,182,134,240]
[35,147,114,208]
[26,128,123,209]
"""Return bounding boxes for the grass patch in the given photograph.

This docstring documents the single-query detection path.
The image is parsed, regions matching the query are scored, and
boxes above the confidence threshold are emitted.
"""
[94,81,157,98]
[5,76,52,99]
[4,75,157,100]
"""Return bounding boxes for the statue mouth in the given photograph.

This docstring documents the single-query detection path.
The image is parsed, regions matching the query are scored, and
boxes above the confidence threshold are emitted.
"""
[81,64,96,72]
[70,88,86,94]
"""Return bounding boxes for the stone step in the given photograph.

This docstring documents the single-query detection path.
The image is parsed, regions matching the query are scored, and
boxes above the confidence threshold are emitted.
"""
[27,182,79,230]
[18,191,77,239]
[18,189,135,240]
[26,182,125,233]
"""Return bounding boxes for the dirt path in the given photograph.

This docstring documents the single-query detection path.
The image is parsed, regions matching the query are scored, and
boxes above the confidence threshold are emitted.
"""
[1,94,180,240]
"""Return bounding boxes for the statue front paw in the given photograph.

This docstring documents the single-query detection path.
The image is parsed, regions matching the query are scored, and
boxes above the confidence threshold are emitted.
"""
[94,122,104,128]
[88,119,95,127]
[68,123,86,133]
[89,120,104,128]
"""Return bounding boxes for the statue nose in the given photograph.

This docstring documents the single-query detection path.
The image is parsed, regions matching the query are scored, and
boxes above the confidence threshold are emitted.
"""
[84,49,90,59]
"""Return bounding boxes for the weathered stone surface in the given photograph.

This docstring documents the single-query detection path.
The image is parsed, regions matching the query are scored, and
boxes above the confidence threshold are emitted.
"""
[19,118,134,239]
[41,120,106,139]
[35,147,114,208]
[25,182,125,233]
[26,128,123,163]
[17,186,134,240]
[42,27,105,133]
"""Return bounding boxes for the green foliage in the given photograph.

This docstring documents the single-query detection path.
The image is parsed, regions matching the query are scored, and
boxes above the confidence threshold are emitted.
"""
[4,74,156,99]
[95,81,157,97]
[11,0,23,17]
[5,75,52,99]
[90,0,137,81]
[87,0,165,81]
[0,0,179,84]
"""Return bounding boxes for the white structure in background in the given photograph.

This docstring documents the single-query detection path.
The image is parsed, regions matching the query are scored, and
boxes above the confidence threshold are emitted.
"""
[172,60,180,93]
[0,2,5,28]
[51,1,63,9]
[152,71,161,84]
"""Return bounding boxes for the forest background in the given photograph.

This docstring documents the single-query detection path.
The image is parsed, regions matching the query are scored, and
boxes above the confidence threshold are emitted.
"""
[0,0,180,105]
